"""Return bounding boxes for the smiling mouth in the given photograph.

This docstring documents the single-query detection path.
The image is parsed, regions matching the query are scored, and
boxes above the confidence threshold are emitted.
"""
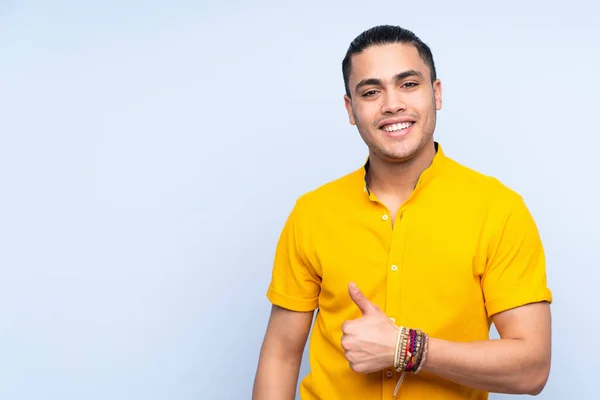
[381,122,414,132]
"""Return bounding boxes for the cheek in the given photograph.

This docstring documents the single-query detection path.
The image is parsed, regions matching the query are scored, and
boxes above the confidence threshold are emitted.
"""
[409,92,432,109]
[354,104,379,126]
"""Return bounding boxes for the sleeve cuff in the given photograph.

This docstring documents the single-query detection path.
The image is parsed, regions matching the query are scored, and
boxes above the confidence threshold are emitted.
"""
[266,285,318,312]
[485,287,553,317]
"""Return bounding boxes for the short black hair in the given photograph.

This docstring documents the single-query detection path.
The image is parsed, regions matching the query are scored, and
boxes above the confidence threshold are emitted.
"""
[342,25,437,97]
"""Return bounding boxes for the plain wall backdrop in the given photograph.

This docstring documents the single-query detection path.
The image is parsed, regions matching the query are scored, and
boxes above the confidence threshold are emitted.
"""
[1,1,598,399]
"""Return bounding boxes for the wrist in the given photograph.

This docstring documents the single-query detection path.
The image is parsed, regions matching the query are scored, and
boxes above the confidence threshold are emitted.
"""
[393,327,429,373]
[387,324,400,368]
[391,327,430,397]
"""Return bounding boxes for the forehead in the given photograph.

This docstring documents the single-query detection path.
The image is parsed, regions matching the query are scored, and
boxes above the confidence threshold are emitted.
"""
[349,43,430,84]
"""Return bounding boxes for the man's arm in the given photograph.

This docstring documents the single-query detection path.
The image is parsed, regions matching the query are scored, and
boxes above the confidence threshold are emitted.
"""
[342,285,551,395]
[252,305,314,400]
[421,301,551,395]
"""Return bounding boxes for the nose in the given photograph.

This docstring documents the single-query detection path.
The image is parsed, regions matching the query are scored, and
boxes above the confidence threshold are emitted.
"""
[381,90,406,114]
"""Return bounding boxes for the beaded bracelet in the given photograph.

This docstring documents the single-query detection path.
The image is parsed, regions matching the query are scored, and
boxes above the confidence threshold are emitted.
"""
[394,327,428,372]
[392,327,429,396]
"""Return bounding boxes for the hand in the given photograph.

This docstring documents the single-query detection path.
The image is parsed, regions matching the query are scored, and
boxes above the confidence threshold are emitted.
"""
[341,282,399,374]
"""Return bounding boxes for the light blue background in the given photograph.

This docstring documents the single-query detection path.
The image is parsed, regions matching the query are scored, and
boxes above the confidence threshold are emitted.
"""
[1,1,598,399]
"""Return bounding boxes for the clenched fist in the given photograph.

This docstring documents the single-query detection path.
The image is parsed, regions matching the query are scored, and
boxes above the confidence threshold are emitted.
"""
[341,282,399,374]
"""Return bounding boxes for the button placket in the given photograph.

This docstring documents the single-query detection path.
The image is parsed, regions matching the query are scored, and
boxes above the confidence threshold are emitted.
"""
[383,210,407,395]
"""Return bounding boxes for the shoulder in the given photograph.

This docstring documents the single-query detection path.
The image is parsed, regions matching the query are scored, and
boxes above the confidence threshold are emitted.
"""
[443,156,525,209]
[440,156,538,242]
[293,167,364,212]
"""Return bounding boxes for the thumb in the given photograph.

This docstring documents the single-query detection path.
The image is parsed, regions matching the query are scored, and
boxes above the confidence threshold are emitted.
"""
[348,282,377,315]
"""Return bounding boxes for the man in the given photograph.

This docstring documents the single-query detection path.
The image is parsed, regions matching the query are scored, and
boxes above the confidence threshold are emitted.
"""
[252,25,552,400]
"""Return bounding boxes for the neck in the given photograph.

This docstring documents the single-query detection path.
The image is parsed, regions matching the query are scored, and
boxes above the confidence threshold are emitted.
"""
[366,140,437,199]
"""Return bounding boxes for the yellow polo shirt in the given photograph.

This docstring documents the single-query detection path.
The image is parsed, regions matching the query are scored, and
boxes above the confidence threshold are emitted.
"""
[266,143,552,400]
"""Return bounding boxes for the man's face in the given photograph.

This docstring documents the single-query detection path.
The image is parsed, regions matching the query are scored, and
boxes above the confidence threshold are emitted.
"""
[344,43,442,162]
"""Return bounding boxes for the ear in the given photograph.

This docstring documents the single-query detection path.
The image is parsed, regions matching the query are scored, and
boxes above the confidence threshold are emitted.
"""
[433,79,443,111]
[344,94,356,126]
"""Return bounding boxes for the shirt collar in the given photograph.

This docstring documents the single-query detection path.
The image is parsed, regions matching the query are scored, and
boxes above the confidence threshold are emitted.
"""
[362,141,447,197]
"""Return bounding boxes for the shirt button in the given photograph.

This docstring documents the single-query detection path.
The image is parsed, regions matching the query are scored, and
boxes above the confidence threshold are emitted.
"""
[390,317,396,323]
[391,265,398,271]
[386,370,393,378]
[382,214,389,221]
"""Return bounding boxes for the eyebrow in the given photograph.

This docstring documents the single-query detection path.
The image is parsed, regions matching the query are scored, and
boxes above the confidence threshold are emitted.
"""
[354,69,424,93]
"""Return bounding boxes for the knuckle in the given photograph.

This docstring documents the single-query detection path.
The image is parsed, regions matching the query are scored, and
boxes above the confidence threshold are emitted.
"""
[341,321,350,334]
[340,337,349,350]
[350,363,364,374]
[345,352,356,364]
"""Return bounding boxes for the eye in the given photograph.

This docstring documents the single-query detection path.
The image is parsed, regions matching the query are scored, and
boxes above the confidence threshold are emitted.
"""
[402,82,418,88]
[362,90,379,97]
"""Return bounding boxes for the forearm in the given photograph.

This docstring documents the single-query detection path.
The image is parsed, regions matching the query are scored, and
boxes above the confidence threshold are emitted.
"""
[422,337,550,395]
[252,352,303,400]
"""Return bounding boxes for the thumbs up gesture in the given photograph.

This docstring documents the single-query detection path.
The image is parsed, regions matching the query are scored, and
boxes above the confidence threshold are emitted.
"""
[341,282,399,374]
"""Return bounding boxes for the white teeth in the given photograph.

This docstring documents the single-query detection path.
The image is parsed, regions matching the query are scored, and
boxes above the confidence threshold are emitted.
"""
[383,122,413,132]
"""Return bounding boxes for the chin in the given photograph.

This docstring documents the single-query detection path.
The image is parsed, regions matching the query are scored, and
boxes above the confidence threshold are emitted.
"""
[386,151,419,162]
[380,143,422,161]
[363,130,429,161]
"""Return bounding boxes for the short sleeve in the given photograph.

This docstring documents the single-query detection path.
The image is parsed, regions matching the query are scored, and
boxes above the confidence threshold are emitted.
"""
[266,200,321,312]
[482,196,553,317]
